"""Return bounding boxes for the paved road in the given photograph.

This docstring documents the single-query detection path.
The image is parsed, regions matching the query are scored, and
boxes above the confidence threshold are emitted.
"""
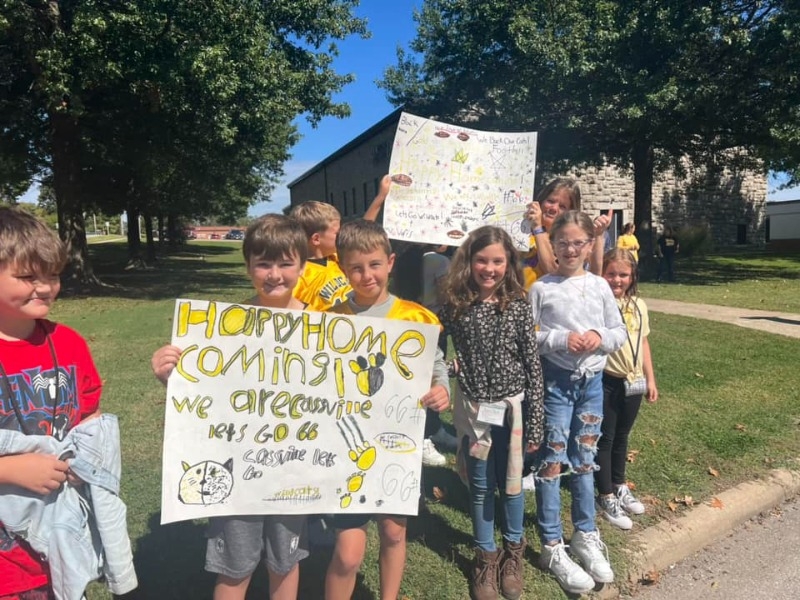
[626,497,800,600]
[645,298,800,339]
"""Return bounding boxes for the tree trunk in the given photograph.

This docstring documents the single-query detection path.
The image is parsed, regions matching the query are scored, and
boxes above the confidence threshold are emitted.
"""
[143,210,156,264]
[51,110,100,288]
[126,204,144,266]
[632,142,655,260]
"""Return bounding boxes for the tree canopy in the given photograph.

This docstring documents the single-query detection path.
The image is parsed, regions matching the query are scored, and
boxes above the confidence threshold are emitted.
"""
[382,0,800,247]
[0,0,366,283]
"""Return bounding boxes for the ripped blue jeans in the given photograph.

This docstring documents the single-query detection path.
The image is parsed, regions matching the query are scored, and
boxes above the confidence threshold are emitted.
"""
[534,360,604,544]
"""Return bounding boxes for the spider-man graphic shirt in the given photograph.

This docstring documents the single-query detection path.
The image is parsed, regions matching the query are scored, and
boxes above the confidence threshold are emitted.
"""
[0,320,102,596]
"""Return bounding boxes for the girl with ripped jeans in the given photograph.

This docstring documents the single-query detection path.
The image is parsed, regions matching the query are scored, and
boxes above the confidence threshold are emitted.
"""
[528,211,627,596]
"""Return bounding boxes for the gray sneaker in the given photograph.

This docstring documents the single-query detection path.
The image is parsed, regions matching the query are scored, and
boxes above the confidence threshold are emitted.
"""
[570,530,614,583]
[597,494,633,530]
[616,484,645,515]
[539,540,595,594]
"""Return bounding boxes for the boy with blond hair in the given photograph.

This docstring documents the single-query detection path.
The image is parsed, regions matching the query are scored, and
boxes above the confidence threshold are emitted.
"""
[289,201,351,310]
[0,207,103,599]
[324,219,450,600]
[289,175,392,311]
[151,214,311,600]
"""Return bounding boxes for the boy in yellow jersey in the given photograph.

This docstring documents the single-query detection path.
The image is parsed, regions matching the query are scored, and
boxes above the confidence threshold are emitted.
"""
[290,177,392,311]
[323,219,450,600]
[288,201,350,310]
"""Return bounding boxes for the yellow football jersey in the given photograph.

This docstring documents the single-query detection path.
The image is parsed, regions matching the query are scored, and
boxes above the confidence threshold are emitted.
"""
[328,296,441,328]
[293,256,352,311]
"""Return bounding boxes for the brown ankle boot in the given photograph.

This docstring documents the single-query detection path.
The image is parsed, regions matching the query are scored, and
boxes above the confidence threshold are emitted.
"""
[471,547,500,600]
[499,538,525,600]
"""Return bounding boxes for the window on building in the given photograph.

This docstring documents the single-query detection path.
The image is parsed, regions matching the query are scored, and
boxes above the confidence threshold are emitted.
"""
[329,192,334,205]
[737,223,747,245]
[342,191,348,216]
[352,187,357,215]
[363,182,369,212]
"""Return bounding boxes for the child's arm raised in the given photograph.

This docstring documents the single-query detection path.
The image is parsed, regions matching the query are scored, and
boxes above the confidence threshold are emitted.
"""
[151,344,183,386]
[589,210,613,275]
[363,174,392,222]
[525,202,558,274]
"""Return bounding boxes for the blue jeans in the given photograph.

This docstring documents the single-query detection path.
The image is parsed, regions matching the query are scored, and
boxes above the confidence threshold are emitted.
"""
[463,424,524,551]
[534,360,604,544]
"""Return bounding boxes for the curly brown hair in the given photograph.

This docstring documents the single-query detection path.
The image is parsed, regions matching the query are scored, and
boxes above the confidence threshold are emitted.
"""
[440,226,525,318]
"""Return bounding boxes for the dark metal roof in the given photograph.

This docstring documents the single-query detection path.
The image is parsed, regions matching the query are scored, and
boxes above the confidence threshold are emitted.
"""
[287,107,404,189]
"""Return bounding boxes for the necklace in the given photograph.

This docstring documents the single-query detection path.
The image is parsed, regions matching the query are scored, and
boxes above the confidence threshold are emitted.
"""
[565,274,588,298]
[0,320,62,439]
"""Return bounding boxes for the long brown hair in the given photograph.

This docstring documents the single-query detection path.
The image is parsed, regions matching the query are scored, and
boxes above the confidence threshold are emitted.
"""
[440,226,525,318]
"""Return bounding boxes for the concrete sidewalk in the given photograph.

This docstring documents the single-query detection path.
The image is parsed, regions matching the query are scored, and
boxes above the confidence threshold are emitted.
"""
[644,298,800,339]
[596,298,800,598]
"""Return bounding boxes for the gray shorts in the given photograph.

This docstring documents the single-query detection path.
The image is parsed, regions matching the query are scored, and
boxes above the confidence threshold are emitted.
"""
[205,514,309,578]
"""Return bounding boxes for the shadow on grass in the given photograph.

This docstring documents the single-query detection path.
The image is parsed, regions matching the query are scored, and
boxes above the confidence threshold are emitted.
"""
[63,243,249,302]
[119,513,212,600]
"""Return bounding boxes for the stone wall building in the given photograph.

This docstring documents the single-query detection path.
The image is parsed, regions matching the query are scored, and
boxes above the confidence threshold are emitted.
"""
[289,110,767,247]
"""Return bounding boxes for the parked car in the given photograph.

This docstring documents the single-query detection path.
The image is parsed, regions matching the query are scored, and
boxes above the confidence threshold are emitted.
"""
[184,228,197,240]
[210,233,221,239]
[225,229,244,240]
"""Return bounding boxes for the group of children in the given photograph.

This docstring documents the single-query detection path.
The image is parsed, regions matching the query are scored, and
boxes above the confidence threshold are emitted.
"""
[0,174,658,600]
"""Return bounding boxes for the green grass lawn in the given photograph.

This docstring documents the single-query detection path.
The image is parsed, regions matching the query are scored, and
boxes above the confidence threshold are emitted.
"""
[51,242,800,599]
[639,248,800,313]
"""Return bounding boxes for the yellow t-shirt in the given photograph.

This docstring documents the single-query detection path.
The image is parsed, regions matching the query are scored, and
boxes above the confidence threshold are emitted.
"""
[616,234,640,262]
[604,296,650,380]
[293,255,352,311]
[521,236,544,291]
[328,296,441,327]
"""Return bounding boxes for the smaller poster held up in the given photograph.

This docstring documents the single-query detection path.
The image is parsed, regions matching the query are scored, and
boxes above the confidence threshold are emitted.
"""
[160,299,438,524]
[383,112,538,250]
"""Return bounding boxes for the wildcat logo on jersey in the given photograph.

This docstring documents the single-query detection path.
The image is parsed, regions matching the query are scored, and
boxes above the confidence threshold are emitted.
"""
[319,275,349,302]
[0,366,79,436]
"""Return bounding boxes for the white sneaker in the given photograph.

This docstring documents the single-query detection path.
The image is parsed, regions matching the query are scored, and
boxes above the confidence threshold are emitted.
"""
[570,530,614,583]
[429,427,458,452]
[522,472,536,492]
[597,495,633,530]
[616,484,645,515]
[539,540,595,594]
[422,438,447,466]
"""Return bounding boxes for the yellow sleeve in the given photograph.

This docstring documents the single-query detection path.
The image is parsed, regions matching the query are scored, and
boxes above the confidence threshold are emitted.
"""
[293,259,352,311]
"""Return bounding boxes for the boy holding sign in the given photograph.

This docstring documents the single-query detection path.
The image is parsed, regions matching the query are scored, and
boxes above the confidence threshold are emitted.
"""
[324,219,450,600]
[151,215,310,600]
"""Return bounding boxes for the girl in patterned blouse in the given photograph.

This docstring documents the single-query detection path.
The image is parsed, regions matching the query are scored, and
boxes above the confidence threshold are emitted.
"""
[438,226,544,600]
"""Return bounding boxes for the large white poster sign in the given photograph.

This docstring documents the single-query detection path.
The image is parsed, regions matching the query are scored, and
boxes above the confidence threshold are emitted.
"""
[384,112,538,250]
[160,299,438,524]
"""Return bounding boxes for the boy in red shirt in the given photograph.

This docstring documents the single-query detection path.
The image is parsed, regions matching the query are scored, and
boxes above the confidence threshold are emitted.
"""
[0,207,102,600]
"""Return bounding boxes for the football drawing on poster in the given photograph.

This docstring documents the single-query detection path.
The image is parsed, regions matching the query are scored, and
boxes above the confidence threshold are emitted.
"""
[383,111,538,250]
[160,299,438,524]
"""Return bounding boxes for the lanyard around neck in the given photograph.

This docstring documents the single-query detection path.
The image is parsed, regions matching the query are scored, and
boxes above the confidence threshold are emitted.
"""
[619,299,642,367]
[0,321,62,438]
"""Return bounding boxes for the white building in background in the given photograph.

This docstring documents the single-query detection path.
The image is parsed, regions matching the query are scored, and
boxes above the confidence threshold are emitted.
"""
[766,199,800,249]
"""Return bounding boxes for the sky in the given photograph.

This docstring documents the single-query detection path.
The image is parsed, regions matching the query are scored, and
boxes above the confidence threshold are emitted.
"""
[249,1,423,215]
[18,1,800,209]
